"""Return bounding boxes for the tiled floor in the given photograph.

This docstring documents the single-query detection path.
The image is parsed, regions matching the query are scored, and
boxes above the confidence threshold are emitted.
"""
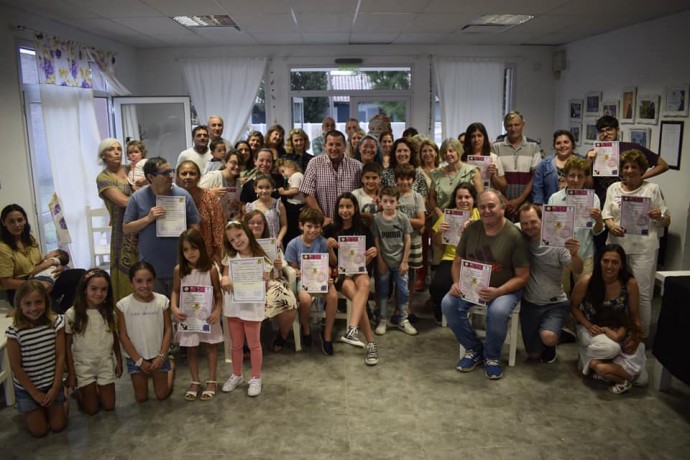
[1,293,689,459]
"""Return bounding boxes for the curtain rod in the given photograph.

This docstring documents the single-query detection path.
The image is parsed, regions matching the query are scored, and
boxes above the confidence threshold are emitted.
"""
[14,24,43,38]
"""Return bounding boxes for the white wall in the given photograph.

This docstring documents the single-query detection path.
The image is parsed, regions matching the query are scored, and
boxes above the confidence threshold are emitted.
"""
[554,11,690,270]
[0,6,138,237]
[134,44,556,146]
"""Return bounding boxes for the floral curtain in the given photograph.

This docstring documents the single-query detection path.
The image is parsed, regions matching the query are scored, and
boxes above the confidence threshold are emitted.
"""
[35,35,93,88]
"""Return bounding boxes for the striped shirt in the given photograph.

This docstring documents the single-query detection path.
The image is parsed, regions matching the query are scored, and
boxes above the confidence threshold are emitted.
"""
[300,155,362,220]
[491,137,541,201]
[6,315,64,390]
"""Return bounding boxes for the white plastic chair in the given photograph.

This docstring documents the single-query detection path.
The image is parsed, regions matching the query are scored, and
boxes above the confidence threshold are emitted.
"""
[458,301,521,367]
[0,317,16,406]
[86,206,111,270]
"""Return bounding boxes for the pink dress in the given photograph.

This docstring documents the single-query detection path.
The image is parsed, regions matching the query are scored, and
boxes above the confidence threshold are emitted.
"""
[176,268,224,346]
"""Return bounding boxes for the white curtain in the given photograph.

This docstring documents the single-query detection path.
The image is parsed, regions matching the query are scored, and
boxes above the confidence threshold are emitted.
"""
[40,85,102,269]
[180,57,267,143]
[433,58,504,141]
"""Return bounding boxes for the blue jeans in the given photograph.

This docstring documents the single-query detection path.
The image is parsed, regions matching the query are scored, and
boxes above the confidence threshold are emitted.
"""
[376,267,409,320]
[441,290,522,361]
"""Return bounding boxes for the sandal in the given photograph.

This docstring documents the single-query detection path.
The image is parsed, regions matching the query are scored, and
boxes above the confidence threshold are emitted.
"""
[271,333,289,352]
[200,381,217,401]
[184,381,201,401]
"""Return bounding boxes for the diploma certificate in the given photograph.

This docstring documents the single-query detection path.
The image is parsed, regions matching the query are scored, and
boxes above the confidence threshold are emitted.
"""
[541,205,575,247]
[229,257,266,303]
[156,195,187,237]
[620,196,650,235]
[459,260,492,306]
[338,236,367,275]
[179,285,213,333]
[442,209,470,246]
[257,238,278,262]
[300,253,330,293]
[566,189,595,228]
[221,186,241,221]
[467,155,491,187]
[593,141,620,177]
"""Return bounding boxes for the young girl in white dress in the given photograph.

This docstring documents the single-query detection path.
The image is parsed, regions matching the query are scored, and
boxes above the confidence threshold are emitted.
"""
[170,229,223,401]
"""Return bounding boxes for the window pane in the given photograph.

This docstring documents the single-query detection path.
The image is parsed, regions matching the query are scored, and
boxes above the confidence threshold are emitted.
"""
[290,68,411,91]
[19,47,38,84]
[93,97,110,140]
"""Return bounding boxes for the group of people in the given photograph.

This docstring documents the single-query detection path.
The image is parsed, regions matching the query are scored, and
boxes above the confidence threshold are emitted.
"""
[1,110,670,437]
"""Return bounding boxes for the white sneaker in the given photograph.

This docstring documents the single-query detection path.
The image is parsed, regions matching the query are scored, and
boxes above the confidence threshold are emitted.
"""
[222,374,243,392]
[398,319,418,335]
[365,342,379,366]
[340,326,365,348]
[375,319,387,336]
[247,377,262,397]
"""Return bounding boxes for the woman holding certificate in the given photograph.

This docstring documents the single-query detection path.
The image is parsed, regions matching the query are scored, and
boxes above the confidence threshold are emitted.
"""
[461,123,506,192]
[602,150,670,338]
[532,130,585,207]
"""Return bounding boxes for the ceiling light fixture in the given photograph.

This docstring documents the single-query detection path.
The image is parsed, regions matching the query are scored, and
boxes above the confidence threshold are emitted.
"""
[173,15,240,30]
[470,14,534,26]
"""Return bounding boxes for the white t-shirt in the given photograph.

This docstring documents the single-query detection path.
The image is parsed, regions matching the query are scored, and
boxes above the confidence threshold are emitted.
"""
[222,254,268,321]
[116,293,169,360]
[287,172,305,205]
[64,307,114,359]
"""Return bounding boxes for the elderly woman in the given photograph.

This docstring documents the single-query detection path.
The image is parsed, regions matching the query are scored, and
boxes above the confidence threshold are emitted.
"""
[532,130,584,206]
[176,161,225,266]
[429,137,482,218]
[602,150,670,337]
[0,204,83,312]
[571,244,646,394]
[96,138,138,299]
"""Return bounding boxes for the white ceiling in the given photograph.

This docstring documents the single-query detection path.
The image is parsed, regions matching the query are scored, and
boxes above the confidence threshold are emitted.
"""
[4,0,690,48]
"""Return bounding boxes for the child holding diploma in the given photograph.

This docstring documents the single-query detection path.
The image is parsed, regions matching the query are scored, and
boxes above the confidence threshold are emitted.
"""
[323,193,379,365]
[221,221,271,397]
[245,174,288,250]
[170,229,223,401]
[65,269,122,415]
[116,261,174,403]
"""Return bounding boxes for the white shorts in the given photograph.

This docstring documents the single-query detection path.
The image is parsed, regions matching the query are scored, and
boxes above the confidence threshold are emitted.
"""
[74,354,116,388]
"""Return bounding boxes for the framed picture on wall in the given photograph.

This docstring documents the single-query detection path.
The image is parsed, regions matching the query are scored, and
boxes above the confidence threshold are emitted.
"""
[602,100,619,118]
[659,121,684,170]
[585,120,598,142]
[663,85,689,117]
[569,99,583,122]
[621,87,637,123]
[585,92,603,117]
[636,94,660,125]
[570,124,582,146]
[629,128,651,148]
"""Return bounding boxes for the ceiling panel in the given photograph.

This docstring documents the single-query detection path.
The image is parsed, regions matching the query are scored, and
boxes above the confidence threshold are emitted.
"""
[215,0,290,16]
[359,0,429,14]
[67,0,161,18]
[290,0,356,14]
[296,13,352,33]
[238,14,297,33]
[141,0,228,16]
[352,13,413,33]
[407,14,471,33]
[110,16,187,35]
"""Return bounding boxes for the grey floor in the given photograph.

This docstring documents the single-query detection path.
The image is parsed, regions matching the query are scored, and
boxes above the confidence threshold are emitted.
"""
[1,293,689,460]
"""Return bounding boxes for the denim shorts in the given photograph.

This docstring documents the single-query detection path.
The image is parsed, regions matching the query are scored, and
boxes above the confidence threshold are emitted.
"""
[14,382,66,414]
[126,356,171,375]
[519,300,570,354]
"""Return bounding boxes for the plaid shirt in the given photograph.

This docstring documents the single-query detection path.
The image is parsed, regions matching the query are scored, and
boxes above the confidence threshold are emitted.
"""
[300,154,362,219]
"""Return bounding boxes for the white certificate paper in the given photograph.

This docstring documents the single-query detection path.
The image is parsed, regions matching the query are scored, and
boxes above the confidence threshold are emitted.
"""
[155,195,187,237]
[229,257,266,303]
[459,260,492,306]
[467,155,491,187]
[541,205,575,247]
[593,141,620,177]
[566,189,595,228]
[221,186,241,221]
[442,209,470,246]
[338,236,366,275]
[300,253,330,293]
[620,196,650,235]
[179,285,213,333]
[257,238,278,262]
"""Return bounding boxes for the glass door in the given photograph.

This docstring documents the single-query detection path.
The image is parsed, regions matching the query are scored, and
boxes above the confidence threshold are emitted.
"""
[350,97,410,139]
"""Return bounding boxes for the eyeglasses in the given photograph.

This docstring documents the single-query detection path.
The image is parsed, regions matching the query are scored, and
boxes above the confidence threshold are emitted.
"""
[152,168,175,176]
[597,127,617,135]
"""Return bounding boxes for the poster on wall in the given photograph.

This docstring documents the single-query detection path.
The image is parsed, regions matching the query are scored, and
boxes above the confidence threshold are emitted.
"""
[663,85,689,117]
[569,99,583,122]
[570,124,582,146]
[585,92,603,117]
[659,121,684,170]
[629,128,651,148]
[621,87,637,124]
[602,100,619,118]
[636,94,660,125]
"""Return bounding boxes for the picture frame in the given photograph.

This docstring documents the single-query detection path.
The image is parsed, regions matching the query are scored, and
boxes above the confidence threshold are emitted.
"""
[585,92,603,117]
[662,85,689,117]
[569,99,583,122]
[629,128,651,148]
[636,94,660,125]
[584,119,598,143]
[602,100,619,118]
[659,121,684,170]
[620,87,636,124]
[570,124,582,146]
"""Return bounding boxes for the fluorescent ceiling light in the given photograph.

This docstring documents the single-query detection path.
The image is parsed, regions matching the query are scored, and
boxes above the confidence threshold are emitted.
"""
[470,14,534,26]
[173,15,240,29]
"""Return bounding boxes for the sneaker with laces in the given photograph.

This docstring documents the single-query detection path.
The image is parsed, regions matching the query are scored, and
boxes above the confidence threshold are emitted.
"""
[320,330,334,356]
[484,359,503,380]
[375,319,388,336]
[247,377,262,397]
[456,350,483,372]
[398,319,418,336]
[365,342,379,366]
[222,374,244,392]
[609,380,632,394]
[340,326,365,348]
[541,346,557,364]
